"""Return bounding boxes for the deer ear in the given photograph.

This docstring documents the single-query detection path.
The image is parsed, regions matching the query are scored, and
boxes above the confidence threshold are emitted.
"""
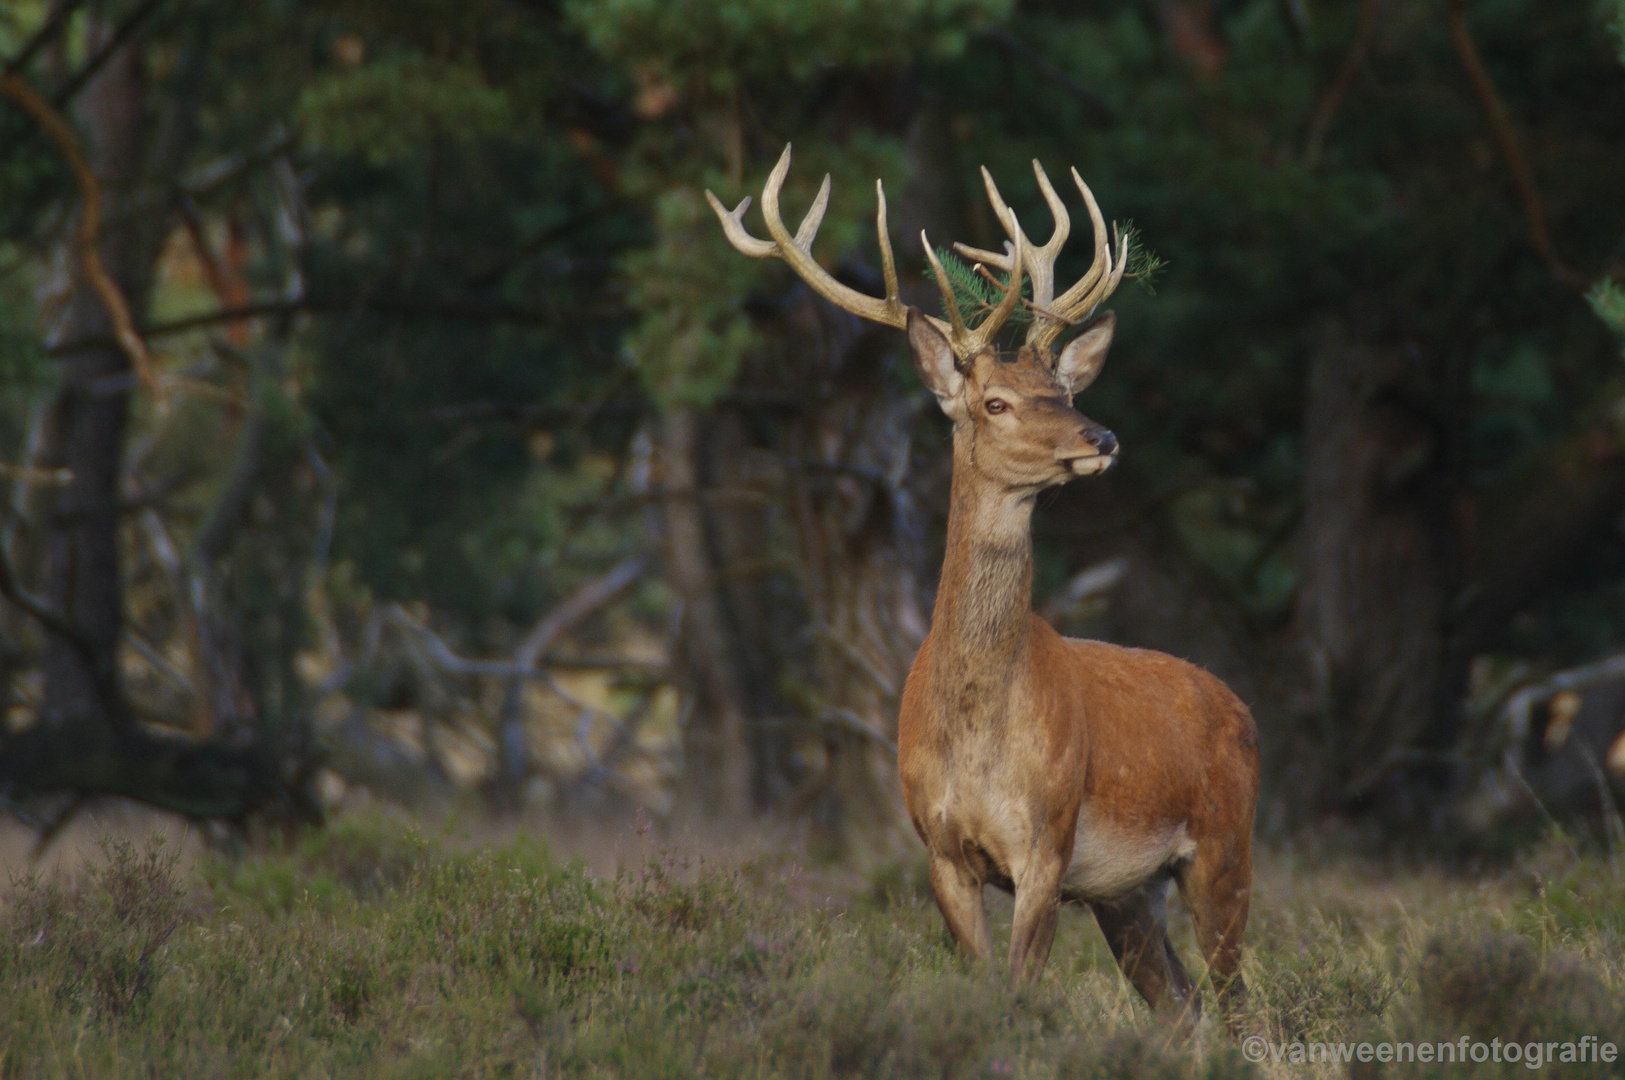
[1055,311,1115,394]
[907,308,965,417]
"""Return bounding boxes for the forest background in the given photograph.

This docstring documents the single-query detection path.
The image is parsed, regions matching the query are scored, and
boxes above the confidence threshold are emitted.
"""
[2,0,1625,862]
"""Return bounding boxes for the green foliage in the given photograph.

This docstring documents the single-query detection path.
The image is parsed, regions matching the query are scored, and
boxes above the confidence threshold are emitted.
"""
[1589,278,1625,350]
[923,245,1033,327]
[8,818,1625,1077]
[1380,928,1625,1075]
[0,269,48,398]
[1512,855,1625,943]
[298,54,512,166]
[622,189,763,409]
[0,817,1243,1076]
[622,134,908,408]
[1119,222,1166,295]
[567,0,1012,87]
[4,838,186,1018]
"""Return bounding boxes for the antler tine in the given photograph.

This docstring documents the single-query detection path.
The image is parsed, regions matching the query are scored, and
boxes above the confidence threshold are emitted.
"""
[705,144,935,334]
[1028,167,1122,352]
[963,212,1026,357]
[950,162,1074,349]
[951,240,1013,273]
[794,173,831,249]
[758,145,911,330]
[706,192,778,259]
[1020,161,1072,345]
[922,232,969,346]
[875,178,900,309]
[925,206,1027,362]
[952,165,1033,275]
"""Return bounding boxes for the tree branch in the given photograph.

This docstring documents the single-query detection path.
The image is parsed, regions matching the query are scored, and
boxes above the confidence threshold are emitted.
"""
[1447,0,1587,291]
[496,555,649,798]
[0,532,81,646]
[514,556,649,672]
[0,70,158,394]
[0,517,130,730]
[46,295,573,354]
[48,0,164,109]
[464,197,634,288]
[1303,0,1378,168]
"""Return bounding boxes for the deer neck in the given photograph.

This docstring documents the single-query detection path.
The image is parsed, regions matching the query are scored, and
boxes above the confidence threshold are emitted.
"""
[926,427,1036,685]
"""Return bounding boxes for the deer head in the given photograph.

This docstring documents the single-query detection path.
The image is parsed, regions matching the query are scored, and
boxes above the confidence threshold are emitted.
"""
[707,145,1128,492]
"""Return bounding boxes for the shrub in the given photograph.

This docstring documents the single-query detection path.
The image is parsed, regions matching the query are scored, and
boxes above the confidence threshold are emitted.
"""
[1411,930,1622,1044]
[3,836,188,1017]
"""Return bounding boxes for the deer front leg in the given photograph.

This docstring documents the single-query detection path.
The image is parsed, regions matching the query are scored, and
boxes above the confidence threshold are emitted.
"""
[1008,852,1064,986]
[929,854,992,962]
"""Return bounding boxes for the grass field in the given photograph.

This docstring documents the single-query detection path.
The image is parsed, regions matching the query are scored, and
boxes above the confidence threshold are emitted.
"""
[3,811,1624,1078]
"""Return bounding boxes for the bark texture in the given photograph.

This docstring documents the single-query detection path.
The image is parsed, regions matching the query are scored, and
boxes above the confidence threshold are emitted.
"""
[780,299,926,859]
[1294,335,1450,808]
[659,406,754,819]
[38,31,155,732]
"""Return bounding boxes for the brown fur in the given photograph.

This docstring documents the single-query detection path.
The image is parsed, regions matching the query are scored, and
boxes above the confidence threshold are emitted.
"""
[897,316,1259,1029]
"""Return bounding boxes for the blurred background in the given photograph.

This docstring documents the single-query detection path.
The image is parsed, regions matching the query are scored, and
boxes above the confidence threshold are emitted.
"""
[1,0,1623,862]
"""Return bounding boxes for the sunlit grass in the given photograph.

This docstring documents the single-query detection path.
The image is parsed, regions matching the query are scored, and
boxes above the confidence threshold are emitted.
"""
[2,815,1623,1078]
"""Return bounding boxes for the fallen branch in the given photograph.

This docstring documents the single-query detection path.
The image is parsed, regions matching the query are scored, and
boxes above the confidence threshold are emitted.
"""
[0,719,295,822]
[378,604,661,682]
[28,794,86,862]
[497,556,649,798]
[1497,653,1625,766]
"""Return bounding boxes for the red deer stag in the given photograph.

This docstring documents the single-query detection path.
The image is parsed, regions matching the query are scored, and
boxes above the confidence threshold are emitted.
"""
[707,147,1258,1027]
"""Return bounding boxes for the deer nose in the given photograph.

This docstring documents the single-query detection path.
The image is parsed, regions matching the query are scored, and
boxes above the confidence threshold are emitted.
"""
[1085,428,1118,457]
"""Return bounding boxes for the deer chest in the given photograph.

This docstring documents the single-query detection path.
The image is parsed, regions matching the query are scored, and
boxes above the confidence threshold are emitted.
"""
[900,727,1054,881]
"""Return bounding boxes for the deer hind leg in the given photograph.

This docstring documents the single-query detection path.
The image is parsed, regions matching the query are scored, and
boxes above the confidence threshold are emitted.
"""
[1090,878,1200,1028]
[1008,852,1065,987]
[1176,836,1252,1033]
[929,854,992,962]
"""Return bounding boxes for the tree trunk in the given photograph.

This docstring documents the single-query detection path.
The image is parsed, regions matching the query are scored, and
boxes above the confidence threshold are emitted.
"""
[1294,333,1451,813]
[38,31,153,733]
[659,407,754,819]
[749,295,927,860]
[0,21,319,827]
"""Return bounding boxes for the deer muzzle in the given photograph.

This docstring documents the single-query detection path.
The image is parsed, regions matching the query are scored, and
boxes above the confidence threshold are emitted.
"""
[1057,424,1119,476]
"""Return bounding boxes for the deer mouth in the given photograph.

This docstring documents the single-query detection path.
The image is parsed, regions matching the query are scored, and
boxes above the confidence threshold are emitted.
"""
[1058,428,1119,476]
[1066,451,1118,476]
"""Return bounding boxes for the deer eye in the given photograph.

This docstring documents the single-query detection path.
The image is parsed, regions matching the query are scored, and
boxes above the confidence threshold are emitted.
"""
[984,398,1008,415]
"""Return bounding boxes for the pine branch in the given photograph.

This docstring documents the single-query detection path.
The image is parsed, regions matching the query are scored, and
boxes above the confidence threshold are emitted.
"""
[1121,222,1167,295]
[924,247,1033,326]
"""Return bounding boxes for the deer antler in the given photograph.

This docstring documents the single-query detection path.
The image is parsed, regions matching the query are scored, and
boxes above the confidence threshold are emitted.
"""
[706,144,1025,363]
[953,161,1128,355]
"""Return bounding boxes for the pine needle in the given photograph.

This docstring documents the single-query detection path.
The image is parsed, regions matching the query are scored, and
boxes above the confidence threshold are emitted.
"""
[1120,221,1167,295]
[923,247,1033,326]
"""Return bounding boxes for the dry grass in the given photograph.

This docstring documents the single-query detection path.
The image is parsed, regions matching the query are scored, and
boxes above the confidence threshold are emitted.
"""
[1,811,1622,1078]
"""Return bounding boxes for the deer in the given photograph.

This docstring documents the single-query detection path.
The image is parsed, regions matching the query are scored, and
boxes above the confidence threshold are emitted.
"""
[707,146,1259,1030]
